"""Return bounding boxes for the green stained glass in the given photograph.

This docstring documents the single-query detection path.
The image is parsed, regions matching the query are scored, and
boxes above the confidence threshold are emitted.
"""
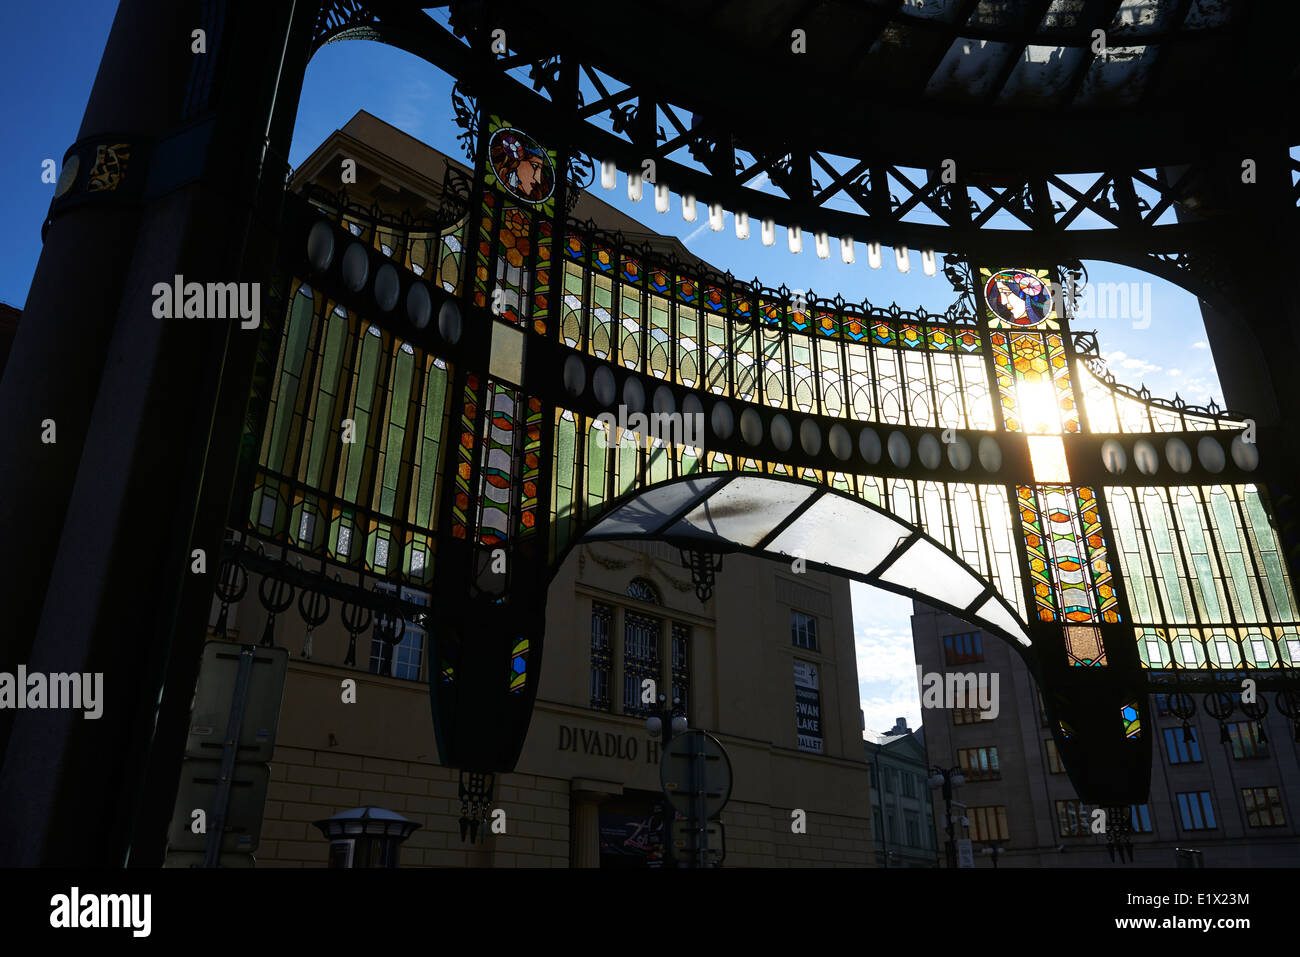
[378,344,414,516]
[1208,487,1264,620]
[265,290,315,473]
[619,289,641,370]
[1244,487,1298,620]
[341,327,382,503]
[1177,489,1223,622]
[414,359,448,530]
[552,409,577,553]
[585,419,608,516]
[305,311,347,488]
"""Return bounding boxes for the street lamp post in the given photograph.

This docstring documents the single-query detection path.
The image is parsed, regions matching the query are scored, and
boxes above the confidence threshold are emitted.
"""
[646,694,688,867]
[928,766,966,869]
[981,843,1006,869]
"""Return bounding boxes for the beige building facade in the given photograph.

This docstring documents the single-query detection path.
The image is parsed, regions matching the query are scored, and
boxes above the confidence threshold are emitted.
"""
[216,542,872,867]
[913,601,1300,867]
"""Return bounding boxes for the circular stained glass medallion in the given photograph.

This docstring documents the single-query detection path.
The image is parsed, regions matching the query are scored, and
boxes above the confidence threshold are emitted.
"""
[984,268,1053,327]
[489,127,555,205]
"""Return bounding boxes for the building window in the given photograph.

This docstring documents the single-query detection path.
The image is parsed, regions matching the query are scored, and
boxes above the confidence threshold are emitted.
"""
[958,747,1000,782]
[1130,804,1153,833]
[968,806,1008,841]
[1056,800,1089,838]
[1243,787,1286,828]
[791,611,819,650]
[1227,721,1267,759]
[905,813,920,847]
[884,767,895,793]
[623,611,661,717]
[943,632,983,666]
[590,602,612,711]
[901,773,917,798]
[1176,791,1217,831]
[671,623,690,716]
[1045,739,1064,774]
[1163,726,1202,764]
[626,577,661,604]
[872,809,883,842]
[953,707,990,725]
[868,763,877,788]
[368,584,426,681]
[887,814,898,843]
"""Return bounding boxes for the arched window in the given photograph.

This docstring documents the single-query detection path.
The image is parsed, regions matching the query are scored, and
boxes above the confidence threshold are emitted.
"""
[626,577,660,604]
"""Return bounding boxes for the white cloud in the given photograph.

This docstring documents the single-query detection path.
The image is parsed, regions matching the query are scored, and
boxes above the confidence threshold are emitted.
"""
[1192,340,1209,350]
[851,585,922,734]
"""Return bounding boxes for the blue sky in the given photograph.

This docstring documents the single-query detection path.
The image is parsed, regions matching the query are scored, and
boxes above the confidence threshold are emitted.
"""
[6,8,1228,736]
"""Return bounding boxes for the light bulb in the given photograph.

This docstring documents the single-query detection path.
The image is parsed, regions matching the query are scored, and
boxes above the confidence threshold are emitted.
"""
[709,203,724,231]
[735,210,750,240]
[627,172,642,202]
[600,160,617,190]
[655,183,670,213]
[895,246,911,273]
[814,231,829,259]
[922,249,937,276]
[787,225,802,254]
[682,194,697,223]
[761,218,775,246]
[840,235,855,264]
[867,242,882,269]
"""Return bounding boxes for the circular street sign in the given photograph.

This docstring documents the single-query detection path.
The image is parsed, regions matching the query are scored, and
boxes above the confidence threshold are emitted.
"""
[659,730,733,819]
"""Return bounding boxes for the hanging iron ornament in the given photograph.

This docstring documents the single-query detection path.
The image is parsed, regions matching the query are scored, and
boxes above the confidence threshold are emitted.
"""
[212,550,249,640]
[1202,690,1236,744]
[1276,684,1300,743]
[679,548,723,604]
[1163,660,1199,745]
[258,569,295,649]
[1239,685,1269,745]
[1102,805,1134,864]
[373,584,407,674]
[340,576,373,668]
[457,770,495,844]
[298,573,331,660]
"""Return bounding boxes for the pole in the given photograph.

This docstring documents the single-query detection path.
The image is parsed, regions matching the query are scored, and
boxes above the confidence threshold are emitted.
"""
[203,646,256,867]
[693,730,708,869]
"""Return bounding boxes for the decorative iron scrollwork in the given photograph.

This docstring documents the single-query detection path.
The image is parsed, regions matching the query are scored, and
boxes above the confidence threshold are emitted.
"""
[450,80,479,162]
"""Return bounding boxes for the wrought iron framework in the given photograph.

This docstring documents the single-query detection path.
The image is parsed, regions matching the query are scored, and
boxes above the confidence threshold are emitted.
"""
[302,1,1300,310]
[206,0,1300,828]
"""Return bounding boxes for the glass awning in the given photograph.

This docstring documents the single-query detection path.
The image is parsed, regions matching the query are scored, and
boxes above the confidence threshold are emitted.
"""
[581,474,1033,647]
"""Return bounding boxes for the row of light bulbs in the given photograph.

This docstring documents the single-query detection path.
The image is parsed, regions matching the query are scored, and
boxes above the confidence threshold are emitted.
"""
[600,160,938,276]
